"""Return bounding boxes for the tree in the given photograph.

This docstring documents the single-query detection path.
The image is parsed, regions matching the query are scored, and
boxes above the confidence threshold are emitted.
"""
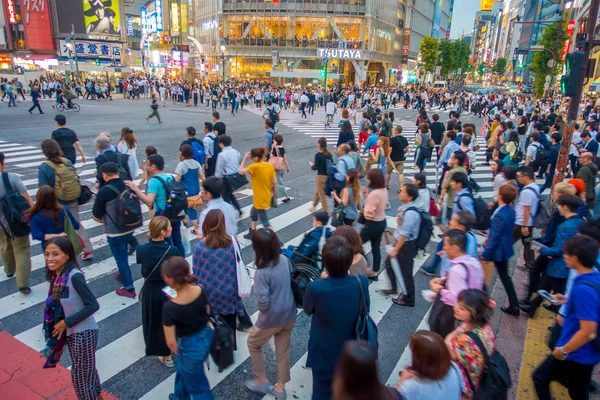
[438,39,455,76]
[529,19,568,97]
[492,57,507,77]
[453,40,471,76]
[419,36,439,74]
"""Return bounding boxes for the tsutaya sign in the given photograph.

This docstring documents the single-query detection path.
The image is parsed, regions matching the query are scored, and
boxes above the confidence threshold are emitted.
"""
[318,48,363,60]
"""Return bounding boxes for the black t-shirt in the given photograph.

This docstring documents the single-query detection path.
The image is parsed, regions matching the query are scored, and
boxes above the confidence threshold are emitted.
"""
[213,121,226,136]
[430,122,445,145]
[51,128,79,164]
[390,135,409,162]
[162,289,210,338]
[92,178,126,220]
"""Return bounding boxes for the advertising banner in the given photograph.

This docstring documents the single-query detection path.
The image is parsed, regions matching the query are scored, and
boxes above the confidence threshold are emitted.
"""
[480,0,493,11]
[181,3,188,33]
[59,39,121,59]
[23,0,55,51]
[5,0,16,24]
[171,2,179,36]
[431,0,442,39]
[82,0,121,35]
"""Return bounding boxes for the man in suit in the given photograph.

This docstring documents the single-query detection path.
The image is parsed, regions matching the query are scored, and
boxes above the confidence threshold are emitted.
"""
[303,236,370,400]
[579,130,599,158]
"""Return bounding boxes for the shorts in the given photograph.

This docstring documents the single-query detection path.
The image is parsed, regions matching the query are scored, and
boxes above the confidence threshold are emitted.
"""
[250,207,271,227]
[359,131,369,145]
[387,161,405,174]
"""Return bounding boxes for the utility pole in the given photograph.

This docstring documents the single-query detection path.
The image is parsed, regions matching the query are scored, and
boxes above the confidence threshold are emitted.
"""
[550,0,600,193]
[72,24,80,79]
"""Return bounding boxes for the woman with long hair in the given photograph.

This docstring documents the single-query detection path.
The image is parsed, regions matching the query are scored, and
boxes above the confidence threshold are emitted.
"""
[309,137,333,214]
[39,139,93,261]
[192,209,242,348]
[332,340,401,400]
[332,226,369,276]
[395,331,462,400]
[330,168,362,226]
[117,127,140,179]
[373,136,396,188]
[360,169,388,279]
[414,123,432,173]
[161,256,214,399]
[336,120,355,148]
[245,229,297,398]
[445,289,496,399]
[43,237,101,399]
[27,185,80,251]
[136,216,180,367]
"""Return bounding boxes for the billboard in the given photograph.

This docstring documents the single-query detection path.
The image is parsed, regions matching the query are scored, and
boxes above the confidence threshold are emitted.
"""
[431,0,443,39]
[82,0,121,35]
[22,0,55,51]
[59,39,121,59]
[480,0,493,11]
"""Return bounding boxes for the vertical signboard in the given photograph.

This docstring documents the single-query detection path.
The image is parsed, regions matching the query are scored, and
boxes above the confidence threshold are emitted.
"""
[5,0,16,24]
[155,0,163,31]
[127,15,133,36]
[82,0,121,35]
[446,0,454,39]
[141,7,147,36]
[23,0,55,51]
[171,2,179,35]
[431,0,442,38]
[180,3,187,33]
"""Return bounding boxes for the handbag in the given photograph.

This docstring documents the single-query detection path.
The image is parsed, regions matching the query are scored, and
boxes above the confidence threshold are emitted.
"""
[354,275,379,357]
[231,235,251,298]
[187,194,203,208]
[210,314,235,372]
[331,205,346,227]
[271,194,278,208]
[225,173,248,191]
[269,146,285,171]
[62,208,83,255]
[77,185,93,205]
[139,246,171,303]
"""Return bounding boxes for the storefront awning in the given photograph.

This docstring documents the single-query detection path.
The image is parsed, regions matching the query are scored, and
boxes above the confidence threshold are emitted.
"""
[267,70,344,79]
[48,65,134,73]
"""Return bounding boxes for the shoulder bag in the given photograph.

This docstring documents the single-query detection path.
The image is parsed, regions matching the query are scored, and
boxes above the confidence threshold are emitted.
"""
[269,146,285,171]
[232,235,251,298]
[62,207,83,255]
[354,275,379,357]
[138,245,171,303]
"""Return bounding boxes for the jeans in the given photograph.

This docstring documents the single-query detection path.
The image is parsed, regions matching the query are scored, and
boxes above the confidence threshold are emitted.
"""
[360,219,386,272]
[107,233,134,290]
[422,240,443,274]
[168,219,186,257]
[28,100,43,113]
[250,207,271,228]
[8,93,15,106]
[174,326,215,400]
[533,355,594,400]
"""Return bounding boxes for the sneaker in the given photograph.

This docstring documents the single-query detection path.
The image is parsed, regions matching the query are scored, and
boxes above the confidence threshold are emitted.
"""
[158,356,175,368]
[243,229,254,240]
[5,273,14,278]
[282,197,293,203]
[245,380,274,395]
[116,287,136,298]
[19,287,31,295]
[81,252,93,261]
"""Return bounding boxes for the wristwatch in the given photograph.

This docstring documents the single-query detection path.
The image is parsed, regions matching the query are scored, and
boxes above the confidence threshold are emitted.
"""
[558,347,569,358]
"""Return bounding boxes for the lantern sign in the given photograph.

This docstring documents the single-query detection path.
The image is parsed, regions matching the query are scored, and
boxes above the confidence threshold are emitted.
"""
[566,20,575,37]
[5,0,16,24]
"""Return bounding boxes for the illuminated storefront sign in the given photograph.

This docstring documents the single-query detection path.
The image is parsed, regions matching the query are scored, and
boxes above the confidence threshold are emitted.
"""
[202,20,217,31]
[141,7,147,36]
[5,0,16,24]
[127,15,133,36]
[318,48,363,60]
[59,39,121,59]
[171,2,179,34]
[566,20,575,36]
[155,0,163,31]
[180,3,187,33]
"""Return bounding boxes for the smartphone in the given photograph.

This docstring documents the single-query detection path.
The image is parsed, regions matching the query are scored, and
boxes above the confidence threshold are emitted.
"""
[162,286,178,299]
[531,240,547,249]
[537,289,558,304]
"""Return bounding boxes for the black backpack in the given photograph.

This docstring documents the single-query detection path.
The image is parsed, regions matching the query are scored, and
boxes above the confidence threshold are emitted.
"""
[533,143,549,164]
[457,192,491,230]
[152,175,187,222]
[105,185,143,232]
[405,207,433,250]
[464,331,512,400]
[0,173,30,238]
[267,106,279,122]
[511,144,524,163]
[208,133,221,160]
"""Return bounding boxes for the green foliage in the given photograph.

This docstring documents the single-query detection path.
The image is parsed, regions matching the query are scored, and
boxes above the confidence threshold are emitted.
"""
[438,39,455,76]
[453,40,471,75]
[492,57,507,76]
[530,20,569,97]
[419,36,439,73]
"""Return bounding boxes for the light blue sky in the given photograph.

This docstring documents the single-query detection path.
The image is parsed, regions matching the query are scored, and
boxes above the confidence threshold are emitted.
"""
[450,0,480,39]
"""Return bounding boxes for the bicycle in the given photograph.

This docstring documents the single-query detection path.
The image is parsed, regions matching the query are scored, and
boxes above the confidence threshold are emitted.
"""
[56,99,80,112]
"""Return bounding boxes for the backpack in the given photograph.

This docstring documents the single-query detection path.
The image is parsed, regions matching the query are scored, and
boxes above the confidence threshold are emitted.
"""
[0,173,30,238]
[152,175,187,221]
[533,143,549,164]
[460,149,471,170]
[44,159,81,202]
[208,133,221,160]
[457,192,491,230]
[522,187,550,229]
[511,144,524,163]
[104,185,143,233]
[325,158,348,194]
[405,207,433,250]
[360,119,370,132]
[190,140,206,165]
[267,106,279,122]
[464,331,512,400]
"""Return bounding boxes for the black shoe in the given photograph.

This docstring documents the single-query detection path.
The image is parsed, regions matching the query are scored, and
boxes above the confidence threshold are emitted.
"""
[392,297,415,307]
[518,304,535,317]
[542,303,559,313]
[519,299,531,307]
[19,287,31,295]
[237,322,253,333]
[243,229,254,240]
[5,273,14,278]
[502,306,521,316]
[128,242,139,256]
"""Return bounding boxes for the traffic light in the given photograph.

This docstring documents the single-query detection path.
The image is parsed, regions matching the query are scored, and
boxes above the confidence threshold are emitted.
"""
[95,57,100,66]
[561,50,584,96]
[320,67,326,78]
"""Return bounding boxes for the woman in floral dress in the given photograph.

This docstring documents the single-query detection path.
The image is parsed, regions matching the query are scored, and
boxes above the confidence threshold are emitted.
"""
[445,289,496,399]
[192,209,243,349]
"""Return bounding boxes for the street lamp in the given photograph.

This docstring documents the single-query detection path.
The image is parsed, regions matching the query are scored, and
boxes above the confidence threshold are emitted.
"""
[219,38,226,82]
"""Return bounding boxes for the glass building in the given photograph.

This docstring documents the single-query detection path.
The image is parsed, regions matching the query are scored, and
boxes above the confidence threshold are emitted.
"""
[189,0,401,85]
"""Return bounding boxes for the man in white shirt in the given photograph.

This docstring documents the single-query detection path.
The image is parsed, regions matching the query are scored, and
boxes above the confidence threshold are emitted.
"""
[513,166,540,270]
[325,100,336,126]
[300,92,309,118]
[199,177,238,236]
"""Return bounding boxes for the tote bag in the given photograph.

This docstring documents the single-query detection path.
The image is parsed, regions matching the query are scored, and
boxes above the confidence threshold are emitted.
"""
[231,235,251,298]
[62,208,83,255]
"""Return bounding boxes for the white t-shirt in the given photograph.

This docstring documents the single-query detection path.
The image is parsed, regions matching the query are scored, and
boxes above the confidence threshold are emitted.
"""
[526,142,542,161]
[515,183,540,226]
[175,159,201,177]
[570,131,582,156]
[325,102,336,115]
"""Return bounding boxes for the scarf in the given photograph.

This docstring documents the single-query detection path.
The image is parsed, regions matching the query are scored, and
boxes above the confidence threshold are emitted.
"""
[42,265,73,369]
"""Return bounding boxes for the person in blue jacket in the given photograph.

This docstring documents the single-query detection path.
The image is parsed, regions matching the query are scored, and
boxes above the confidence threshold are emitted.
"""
[520,194,585,317]
[481,184,519,315]
[303,236,370,400]
[282,211,332,264]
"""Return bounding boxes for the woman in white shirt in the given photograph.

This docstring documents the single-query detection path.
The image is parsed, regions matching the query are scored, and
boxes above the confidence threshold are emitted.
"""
[489,159,507,209]
[412,173,430,213]
[117,127,140,178]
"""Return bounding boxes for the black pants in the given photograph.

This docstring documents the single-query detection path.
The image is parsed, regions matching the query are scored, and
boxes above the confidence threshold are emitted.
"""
[533,355,594,400]
[222,176,241,212]
[360,219,386,272]
[237,305,252,327]
[527,255,550,300]
[300,103,307,118]
[206,158,216,177]
[495,259,519,309]
[384,240,417,303]
[530,274,567,311]
[570,154,580,175]
[437,163,449,194]
[28,100,42,113]
[220,313,238,350]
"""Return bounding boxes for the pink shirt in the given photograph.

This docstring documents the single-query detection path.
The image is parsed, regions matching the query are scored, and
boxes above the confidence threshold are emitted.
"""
[441,255,484,307]
[363,188,388,222]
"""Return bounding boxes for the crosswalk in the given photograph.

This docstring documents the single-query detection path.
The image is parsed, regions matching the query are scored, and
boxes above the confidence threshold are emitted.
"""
[245,106,546,200]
